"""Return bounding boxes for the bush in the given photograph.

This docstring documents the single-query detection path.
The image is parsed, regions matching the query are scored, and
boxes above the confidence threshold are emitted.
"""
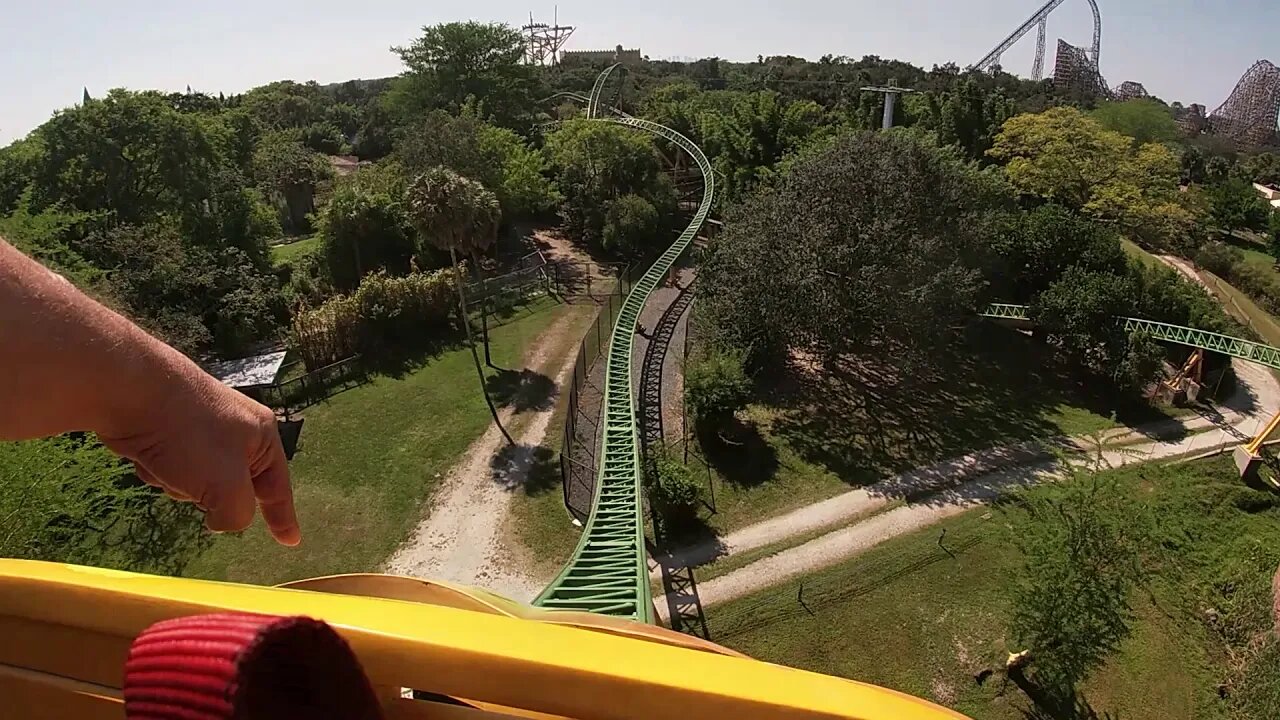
[685,347,751,424]
[292,268,455,369]
[1194,240,1242,278]
[602,194,660,257]
[649,452,702,532]
[318,167,416,291]
[301,121,348,155]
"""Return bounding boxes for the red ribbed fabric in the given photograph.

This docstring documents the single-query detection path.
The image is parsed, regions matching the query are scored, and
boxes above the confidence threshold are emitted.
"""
[123,613,383,720]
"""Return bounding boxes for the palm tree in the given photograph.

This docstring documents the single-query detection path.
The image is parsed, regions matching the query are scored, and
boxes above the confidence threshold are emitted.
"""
[407,166,512,445]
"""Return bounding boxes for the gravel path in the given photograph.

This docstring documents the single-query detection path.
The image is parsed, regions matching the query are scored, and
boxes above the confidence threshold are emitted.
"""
[383,312,585,601]
[656,353,1280,618]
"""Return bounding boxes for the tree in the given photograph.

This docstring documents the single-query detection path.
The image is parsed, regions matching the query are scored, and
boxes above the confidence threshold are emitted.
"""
[251,133,332,233]
[699,130,1013,368]
[395,110,557,220]
[1270,212,1280,261]
[389,21,536,129]
[684,347,751,425]
[544,119,672,248]
[406,167,511,444]
[1090,98,1180,147]
[988,204,1127,303]
[1007,471,1146,690]
[913,77,1019,161]
[1033,266,1162,391]
[1204,177,1271,233]
[602,194,660,257]
[989,107,1197,249]
[319,165,417,291]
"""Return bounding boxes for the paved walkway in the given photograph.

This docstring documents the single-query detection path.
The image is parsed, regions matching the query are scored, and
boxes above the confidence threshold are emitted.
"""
[656,355,1279,618]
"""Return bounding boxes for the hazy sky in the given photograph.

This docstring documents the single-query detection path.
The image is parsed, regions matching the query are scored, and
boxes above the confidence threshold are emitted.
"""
[2,0,1276,144]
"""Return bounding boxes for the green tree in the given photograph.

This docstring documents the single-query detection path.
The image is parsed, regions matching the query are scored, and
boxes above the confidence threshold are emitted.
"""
[300,121,347,155]
[544,119,672,248]
[1270,212,1280,261]
[406,167,511,444]
[0,436,207,575]
[602,194,660,257]
[395,110,557,220]
[389,21,536,128]
[1033,266,1161,391]
[1007,471,1146,690]
[989,107,1197,249]
[1090,98,1180,147]
[318,165,417,291]
[251,133,332,233]
[915,77,1019,160]
[988,204,1127,302]
[700,130,1012,368]
[684,347,751,425]
[1204,177,1271,232]
[1240,152,1280,186]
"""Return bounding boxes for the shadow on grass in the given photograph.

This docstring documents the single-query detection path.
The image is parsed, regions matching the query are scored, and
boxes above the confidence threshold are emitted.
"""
[490,443,559,495]
[486,369,557,413]
[1011,671,1116,720]
[695,417,779,489]
[767,323,1181,491]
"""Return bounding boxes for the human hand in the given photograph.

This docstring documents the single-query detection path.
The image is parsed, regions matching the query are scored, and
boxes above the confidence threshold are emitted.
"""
[98,360,301,547]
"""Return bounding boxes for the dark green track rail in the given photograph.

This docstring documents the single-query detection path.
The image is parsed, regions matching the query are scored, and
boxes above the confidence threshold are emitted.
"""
[533,67,715,622]
[981,303,1280,370]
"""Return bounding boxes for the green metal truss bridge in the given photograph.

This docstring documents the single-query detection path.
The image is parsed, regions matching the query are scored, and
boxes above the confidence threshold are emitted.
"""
[530,66,1280,625]
[980,303,1280,370]
[533,65,715,622]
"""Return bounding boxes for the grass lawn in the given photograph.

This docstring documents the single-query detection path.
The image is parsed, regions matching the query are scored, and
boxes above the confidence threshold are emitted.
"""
[708,456,1280,719]
[185,299,571,585]
[270,235,322,265]
[682,323,1176,537]
[1120,237,1163,270]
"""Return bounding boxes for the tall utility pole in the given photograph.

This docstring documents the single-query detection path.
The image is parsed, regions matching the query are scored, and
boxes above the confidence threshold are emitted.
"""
[522,8,575,66]
[860,85,916,129]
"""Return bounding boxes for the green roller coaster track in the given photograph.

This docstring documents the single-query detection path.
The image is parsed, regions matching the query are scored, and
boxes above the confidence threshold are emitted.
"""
[530,66,1280,625]
[533,66,715,622]
[980,303,1280,370]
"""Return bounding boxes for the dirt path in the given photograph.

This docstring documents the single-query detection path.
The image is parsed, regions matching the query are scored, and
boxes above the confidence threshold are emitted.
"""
[657,353,1280,618]
[383,310,585,601]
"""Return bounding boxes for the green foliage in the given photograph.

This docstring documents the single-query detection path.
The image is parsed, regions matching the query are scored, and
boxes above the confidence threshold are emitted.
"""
[700,129,1012,368]
[1007,470,1147,689]
[1240,152,1280,186]
[1270,212,1280,260]
[601,194,659,257]
[0,436,206,575]
[1033,266,1162,390]
[0,136,41,214]
[545,119,673,248]
[988,204,1127,303]
[913,77,1019,160]
[989,107,1197,249]
[240,80,329,130]
[684,347,751,424]
[251,132,332,233]
[649,452,702,532]
[395,110,557,220]
[1204,177,1272,232]
[389,21,536,128]
[1090,98,1180,147]
[696,91,827,201]
[406,166,501,259]
[300,121,347,155]
[318,165,416,291]
[292,268,455,368]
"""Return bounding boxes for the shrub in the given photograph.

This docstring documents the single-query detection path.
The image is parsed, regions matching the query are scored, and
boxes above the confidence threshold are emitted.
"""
[602,194,660,257]
[649,452,702,532]
[684,347,751,424]
[292,268,455,369]
[1194,240,1242,278]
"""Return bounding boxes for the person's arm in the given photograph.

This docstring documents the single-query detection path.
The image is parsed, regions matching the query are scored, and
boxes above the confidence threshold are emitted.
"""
[0,238,300,546]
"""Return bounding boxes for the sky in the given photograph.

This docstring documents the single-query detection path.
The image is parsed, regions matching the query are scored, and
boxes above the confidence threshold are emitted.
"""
[1,0,1277,145]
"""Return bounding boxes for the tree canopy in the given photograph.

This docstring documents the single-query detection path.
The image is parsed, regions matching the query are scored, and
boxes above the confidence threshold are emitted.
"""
[1090,98,1180,147]
[389,21,537,129]
[988,107,1197,249]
